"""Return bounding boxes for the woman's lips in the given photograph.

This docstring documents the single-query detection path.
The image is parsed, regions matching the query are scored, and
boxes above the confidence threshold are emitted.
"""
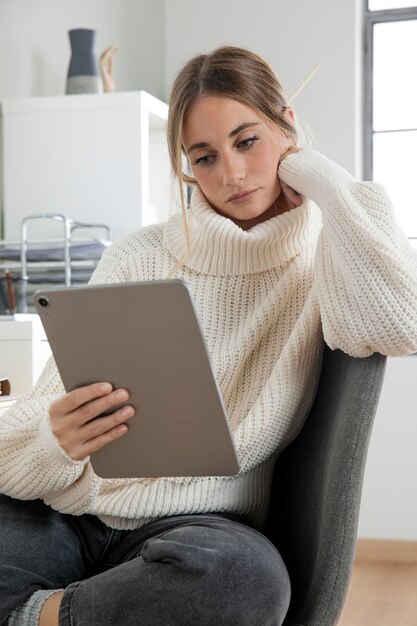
[227,188,260,203]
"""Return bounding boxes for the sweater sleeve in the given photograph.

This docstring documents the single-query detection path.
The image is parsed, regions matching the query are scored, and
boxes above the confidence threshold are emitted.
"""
[278,149,417,357]
[0,354,99,506]
[0,242,132,505]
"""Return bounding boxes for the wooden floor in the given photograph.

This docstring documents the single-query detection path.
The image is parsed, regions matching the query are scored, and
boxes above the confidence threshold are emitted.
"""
[338,541,417,626]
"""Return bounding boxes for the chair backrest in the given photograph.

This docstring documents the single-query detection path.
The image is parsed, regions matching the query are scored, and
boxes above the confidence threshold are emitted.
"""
[263,345,387,626]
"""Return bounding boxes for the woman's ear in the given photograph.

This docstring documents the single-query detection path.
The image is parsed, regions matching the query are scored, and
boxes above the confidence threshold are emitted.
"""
[284,106,296,125]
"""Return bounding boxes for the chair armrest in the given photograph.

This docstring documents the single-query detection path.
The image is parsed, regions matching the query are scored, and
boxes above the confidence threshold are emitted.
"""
[263,345,386,626]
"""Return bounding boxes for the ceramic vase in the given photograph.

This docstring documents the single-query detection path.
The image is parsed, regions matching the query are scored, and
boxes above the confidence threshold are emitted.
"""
[66,28,102,95]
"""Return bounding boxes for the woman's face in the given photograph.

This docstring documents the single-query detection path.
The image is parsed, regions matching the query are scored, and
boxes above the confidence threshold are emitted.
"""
[182,95,295,229]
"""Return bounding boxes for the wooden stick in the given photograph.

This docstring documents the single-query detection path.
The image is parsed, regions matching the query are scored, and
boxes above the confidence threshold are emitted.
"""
[4,271,16,314]
[287,62,322,105]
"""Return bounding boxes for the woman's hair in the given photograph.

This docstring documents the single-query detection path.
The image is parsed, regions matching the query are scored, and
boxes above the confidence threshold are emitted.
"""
[166,45,297,275]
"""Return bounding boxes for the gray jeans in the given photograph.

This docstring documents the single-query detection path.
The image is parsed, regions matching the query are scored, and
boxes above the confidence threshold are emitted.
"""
[0,494,291,625]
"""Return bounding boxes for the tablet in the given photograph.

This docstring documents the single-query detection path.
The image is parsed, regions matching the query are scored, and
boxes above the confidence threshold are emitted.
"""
[34,280,240,479]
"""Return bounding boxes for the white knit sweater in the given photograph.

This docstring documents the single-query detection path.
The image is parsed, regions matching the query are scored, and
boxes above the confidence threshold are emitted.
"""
[1,150,416,530]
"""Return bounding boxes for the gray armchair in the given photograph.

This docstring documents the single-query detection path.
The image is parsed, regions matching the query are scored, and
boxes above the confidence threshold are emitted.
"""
[263,345,387,626]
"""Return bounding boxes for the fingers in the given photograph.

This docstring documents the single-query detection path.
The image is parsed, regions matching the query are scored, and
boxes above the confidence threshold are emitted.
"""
[49,383,136,462]
[80,404,134,442]
[69,387,130,428]
[280,181,303,208]
[279,145,303,164]
[70,405,135,461]
[276,145,303,209]
[49,382,113,419]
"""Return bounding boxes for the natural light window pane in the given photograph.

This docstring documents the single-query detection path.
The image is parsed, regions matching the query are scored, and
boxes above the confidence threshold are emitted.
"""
[373,20,417,131]
[369,0,417,10]
[373,131,417,237]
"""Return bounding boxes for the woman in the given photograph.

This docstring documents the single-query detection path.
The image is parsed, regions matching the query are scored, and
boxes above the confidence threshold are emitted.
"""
[1,45,416,626]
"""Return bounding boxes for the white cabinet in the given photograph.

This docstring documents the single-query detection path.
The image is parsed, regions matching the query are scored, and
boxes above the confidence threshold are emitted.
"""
[0,315,51,397]
[0,91,171,243]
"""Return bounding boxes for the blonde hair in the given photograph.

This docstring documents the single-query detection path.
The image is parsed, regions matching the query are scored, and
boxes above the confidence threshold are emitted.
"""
[167,45,297,276]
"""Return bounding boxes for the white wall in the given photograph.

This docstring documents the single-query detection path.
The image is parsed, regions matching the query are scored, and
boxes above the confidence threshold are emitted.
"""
[164,0,363,177]
[358,357,417,541]
[0,0,165,100]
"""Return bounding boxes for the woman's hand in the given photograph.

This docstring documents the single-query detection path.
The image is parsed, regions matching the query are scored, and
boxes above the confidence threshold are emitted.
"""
[49,383,135,461]
[279,145,303,163]
[278,146,304,209]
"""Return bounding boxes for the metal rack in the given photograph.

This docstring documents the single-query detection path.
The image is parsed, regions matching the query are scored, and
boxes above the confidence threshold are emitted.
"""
[19,214,110,286]
[0,214,111,313]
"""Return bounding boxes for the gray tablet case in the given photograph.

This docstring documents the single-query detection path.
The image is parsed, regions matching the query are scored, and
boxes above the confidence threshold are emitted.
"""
[34,280,240,479]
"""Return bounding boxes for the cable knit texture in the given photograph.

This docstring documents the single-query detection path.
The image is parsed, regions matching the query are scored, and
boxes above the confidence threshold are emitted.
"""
[1,149,416,530]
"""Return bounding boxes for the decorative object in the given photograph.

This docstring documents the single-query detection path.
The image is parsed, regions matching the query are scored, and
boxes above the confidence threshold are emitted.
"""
[66,28,102,95]
[99,45,119,92]
[0,378,11,396]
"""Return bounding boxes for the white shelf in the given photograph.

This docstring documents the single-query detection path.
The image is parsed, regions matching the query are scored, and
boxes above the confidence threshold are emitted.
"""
[0,90,172,242]
[1,91,168,124]
[0,315,51,396]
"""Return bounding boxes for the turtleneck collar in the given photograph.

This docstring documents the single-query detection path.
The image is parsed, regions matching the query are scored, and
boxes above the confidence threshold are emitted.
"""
[164,187,321,276]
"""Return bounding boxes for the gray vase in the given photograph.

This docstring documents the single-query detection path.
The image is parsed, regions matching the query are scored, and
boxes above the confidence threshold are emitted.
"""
[66,28,102,95]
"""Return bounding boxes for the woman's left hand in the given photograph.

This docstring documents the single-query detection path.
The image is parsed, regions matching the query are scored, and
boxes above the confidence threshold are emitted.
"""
[280,145,303,163]
[278,146,304,208]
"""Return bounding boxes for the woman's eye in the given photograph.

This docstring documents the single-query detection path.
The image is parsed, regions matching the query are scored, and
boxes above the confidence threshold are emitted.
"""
[237,136,259,149]
[193,154,216,166]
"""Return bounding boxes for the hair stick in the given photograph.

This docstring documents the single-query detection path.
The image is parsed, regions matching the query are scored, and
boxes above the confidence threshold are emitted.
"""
[287,62,322,105]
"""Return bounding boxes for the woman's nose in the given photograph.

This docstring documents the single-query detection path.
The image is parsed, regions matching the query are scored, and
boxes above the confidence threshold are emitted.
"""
[222,154,245,186]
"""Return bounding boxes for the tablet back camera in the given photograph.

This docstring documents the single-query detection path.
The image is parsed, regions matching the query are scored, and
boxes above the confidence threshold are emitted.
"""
[38,296,49,307]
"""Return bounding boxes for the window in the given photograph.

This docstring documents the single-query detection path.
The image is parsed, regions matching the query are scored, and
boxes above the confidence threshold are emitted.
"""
[364,1,417,239]
[369,0,417,9]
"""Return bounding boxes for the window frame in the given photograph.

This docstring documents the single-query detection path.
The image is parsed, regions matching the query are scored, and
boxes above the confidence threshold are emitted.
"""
[363,2,417,183]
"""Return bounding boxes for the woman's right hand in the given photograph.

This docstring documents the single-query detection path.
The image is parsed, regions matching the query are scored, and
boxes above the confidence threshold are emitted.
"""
[49,383,135,461]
